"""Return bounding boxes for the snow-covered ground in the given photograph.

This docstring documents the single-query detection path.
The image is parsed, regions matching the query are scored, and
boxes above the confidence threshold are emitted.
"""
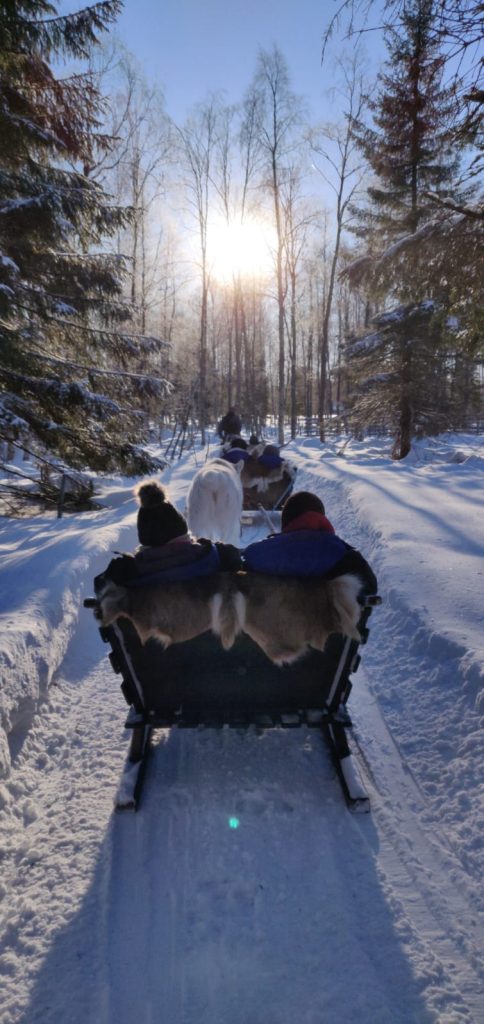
[0,433,483,1024]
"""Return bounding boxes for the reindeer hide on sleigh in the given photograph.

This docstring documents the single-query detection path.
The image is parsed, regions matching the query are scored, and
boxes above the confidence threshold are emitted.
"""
[96,570,362,666]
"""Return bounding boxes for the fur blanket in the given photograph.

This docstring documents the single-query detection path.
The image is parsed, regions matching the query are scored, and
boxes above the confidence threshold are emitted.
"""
[235,572,362,664]
[96,571,362,665]
[96,573,238,650]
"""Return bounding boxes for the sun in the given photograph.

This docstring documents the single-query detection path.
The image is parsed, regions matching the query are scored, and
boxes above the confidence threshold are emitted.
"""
[208,216,275,282]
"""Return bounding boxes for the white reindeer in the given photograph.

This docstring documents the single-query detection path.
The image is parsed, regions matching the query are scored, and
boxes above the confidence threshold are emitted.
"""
[186,458,243,547]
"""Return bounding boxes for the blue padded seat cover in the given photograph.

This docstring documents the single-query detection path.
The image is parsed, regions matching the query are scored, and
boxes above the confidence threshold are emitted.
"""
[223,448,251,463]
[242,530,348,577]
[126,543,221,588]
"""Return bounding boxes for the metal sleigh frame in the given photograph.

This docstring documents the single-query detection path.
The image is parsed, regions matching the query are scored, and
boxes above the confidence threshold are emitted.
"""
[240,472,296,530]
[85,586,381,814]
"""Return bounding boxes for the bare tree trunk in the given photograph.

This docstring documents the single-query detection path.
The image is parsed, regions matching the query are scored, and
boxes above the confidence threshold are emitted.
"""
[177,100,220,446]
[305,327,313,433]
[234,285,243,407]
[246,48,304,445]
[290,269,297,438]
[319,216,341,440]
[140,186,147,334]
[199,269,208,445]
[227,317,233,407]
[131,150,140,309]
[309,55,366,441]
[273,157,286,446]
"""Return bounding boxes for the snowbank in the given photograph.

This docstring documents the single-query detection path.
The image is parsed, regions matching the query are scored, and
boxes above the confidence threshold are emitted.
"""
[0,477,138,778]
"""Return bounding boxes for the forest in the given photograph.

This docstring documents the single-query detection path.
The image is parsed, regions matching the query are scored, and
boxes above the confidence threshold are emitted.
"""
[0,0,482,494]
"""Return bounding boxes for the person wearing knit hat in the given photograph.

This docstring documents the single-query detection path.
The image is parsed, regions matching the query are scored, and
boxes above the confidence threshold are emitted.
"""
[243,489,377,594]
[222,436,251,465]
[280,490,335,534]
[135,480,188,548]
[97,479,242,589]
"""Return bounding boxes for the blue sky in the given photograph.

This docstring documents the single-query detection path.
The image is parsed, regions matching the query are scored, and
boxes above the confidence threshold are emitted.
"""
[108,0,385,123]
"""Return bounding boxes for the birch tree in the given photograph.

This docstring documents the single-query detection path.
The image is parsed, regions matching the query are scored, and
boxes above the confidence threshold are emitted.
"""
[309,53,366,439]
[244,47,305,444]
[176,99,221,444]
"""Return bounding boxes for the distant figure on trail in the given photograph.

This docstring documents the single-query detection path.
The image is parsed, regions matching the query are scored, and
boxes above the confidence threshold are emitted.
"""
[97,480,241,589]
[218,406,242,441]
[243,490,377,595]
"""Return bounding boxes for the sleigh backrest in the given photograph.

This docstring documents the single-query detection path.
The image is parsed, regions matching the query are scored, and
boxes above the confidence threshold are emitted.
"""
[99,614,371,725]
[90,569,379,726]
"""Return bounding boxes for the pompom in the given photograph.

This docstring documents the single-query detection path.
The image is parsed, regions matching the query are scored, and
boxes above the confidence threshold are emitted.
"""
[134,480,166,508]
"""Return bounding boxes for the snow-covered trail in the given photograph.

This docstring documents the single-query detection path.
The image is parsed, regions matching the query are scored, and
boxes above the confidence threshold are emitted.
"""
[2,637,482,1024]
[1,448,483,1024]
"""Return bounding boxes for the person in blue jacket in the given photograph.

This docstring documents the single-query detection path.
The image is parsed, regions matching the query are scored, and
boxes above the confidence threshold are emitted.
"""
[243,490,377,595]
[221,436,252,465]
[255,443,285,471]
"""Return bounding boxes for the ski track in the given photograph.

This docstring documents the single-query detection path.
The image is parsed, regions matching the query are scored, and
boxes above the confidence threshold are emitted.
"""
[0,451,482,1024]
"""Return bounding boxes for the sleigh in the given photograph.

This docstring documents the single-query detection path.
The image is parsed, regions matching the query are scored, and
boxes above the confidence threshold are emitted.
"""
[240,459,296,527]
[85,571,380,814]
[241,469,295,512]
[219,440,297,517]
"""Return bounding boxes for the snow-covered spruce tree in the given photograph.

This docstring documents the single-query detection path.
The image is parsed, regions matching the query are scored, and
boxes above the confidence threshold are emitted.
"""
[323,0,483,169]
[0,1,171,473]
[345,0,476,458]
[345,302,463,440]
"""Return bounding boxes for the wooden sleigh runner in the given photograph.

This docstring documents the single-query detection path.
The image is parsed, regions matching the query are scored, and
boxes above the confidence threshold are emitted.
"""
[85,568,381,814]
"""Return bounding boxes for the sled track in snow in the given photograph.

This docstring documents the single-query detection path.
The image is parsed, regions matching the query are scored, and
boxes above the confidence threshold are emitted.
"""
[351,673,484,1022]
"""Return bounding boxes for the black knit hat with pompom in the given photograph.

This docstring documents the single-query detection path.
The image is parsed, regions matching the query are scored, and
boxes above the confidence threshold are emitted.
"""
[281,490,326,530]
[135,480,188,546]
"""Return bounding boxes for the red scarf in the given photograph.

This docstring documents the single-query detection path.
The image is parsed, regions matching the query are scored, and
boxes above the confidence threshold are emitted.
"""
[282,511,335,534]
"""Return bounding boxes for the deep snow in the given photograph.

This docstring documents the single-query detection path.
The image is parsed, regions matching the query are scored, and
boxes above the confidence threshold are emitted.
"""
[0,432,483,1024]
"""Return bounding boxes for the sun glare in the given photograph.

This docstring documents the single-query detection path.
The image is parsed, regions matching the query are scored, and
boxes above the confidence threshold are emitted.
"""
[208,217,275,282]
